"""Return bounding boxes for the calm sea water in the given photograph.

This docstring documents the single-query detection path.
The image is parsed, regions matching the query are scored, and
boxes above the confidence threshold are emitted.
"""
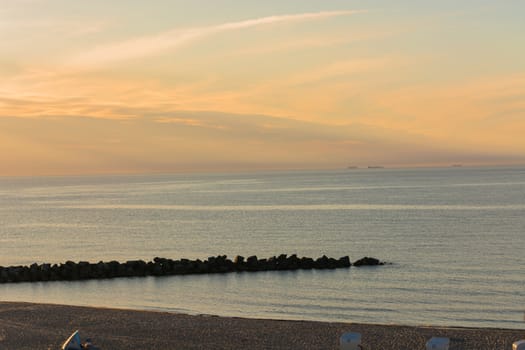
[1,167,524,329]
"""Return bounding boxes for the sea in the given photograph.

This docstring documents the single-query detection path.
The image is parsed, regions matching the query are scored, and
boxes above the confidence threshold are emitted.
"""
[1,166,524,329]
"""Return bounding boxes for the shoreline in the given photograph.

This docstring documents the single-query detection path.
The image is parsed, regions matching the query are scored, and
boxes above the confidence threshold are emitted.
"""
[0,302,523,349]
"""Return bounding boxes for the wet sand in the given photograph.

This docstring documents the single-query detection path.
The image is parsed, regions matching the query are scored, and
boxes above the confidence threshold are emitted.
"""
[0,302,523,349]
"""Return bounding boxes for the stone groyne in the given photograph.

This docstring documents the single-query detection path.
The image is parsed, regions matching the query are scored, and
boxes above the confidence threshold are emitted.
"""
[0,255,385,284]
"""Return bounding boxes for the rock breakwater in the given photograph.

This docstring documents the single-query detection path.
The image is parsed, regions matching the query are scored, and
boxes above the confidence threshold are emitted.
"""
[0,254,385,284]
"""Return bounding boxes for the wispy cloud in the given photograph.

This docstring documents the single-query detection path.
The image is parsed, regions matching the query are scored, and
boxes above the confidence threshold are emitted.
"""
[213,11,364,30]
[67,10,365,67]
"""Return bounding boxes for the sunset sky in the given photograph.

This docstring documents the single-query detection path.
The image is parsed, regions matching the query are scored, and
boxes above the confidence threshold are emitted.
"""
[1,1,524,175]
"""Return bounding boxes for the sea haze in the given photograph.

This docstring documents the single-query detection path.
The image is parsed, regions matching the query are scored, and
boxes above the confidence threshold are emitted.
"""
[1,167,524,329]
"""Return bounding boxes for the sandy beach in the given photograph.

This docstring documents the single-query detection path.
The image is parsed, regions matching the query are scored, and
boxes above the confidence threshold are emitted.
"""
[0,302,522,349]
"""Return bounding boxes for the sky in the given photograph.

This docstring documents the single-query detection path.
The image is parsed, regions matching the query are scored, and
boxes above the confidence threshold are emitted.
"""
[1,0,524,175]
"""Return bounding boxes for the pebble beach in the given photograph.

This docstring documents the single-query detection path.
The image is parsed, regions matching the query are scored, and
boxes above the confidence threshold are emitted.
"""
[0,302,523,349]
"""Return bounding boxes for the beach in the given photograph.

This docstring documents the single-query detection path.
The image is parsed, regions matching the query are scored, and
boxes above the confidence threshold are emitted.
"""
[0,302,522,349]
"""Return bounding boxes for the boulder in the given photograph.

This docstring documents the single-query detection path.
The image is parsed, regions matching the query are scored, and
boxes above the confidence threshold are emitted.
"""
[0,267,7,283]
[353,257,382,267]
[338,256,351,268]
[246,255,259,270]
[286,254,300,270]
[78,261,91,279]
[299,257,315,269]
[315,255,330,269]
